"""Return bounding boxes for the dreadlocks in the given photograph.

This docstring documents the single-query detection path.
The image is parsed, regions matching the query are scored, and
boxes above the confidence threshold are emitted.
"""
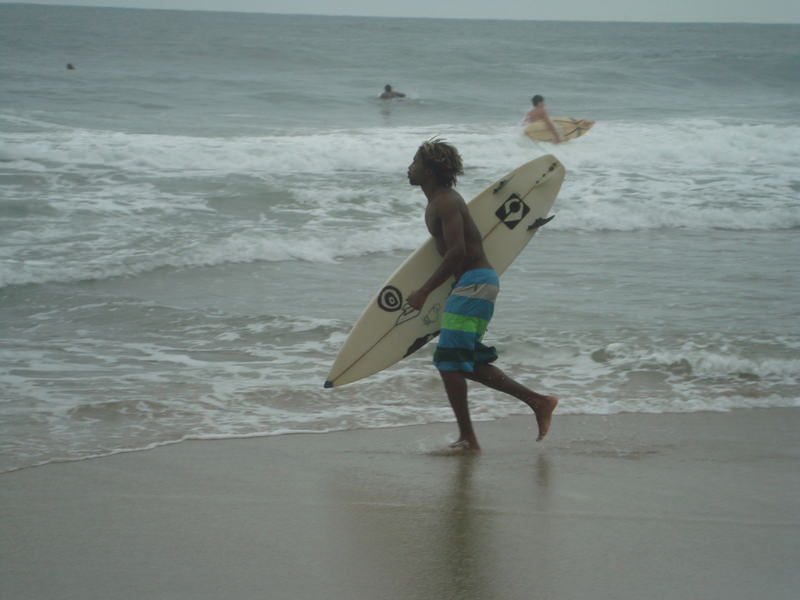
[416,138,464,188]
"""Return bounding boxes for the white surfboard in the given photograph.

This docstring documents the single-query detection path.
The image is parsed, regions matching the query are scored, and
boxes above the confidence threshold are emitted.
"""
[325,155,566,388]
[524,117,594,142]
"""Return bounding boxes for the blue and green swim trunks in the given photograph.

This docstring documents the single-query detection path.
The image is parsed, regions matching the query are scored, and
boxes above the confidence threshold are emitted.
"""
[433,268,500,372]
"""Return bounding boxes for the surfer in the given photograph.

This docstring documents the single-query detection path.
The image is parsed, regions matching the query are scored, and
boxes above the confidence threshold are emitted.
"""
[406,139,558,450]
[379,84,405,99]
[524,95,562,143]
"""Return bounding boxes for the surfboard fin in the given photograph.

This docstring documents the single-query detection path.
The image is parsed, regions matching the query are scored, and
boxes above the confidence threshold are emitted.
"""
[403,331,440,358]
[527,215,555,231]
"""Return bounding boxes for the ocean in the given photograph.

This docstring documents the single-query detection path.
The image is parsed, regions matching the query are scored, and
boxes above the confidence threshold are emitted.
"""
[1,4,799,473]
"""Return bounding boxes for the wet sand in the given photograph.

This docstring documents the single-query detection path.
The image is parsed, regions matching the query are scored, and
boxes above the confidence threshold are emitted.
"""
[2,408,798,600]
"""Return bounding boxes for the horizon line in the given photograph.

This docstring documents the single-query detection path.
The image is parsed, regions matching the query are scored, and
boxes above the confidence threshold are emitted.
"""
[4,3,800,26]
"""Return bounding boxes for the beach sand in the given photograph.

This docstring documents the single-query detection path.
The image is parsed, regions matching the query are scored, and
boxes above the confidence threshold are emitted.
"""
[2,408,798,600]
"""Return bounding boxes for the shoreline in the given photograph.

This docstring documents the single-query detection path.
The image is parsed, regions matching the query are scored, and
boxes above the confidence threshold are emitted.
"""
[2,408,799,599]
[6,404,799,475]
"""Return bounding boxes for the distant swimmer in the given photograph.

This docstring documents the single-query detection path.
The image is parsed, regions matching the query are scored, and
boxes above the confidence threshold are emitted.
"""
[66,63,76,70]
[524,95,562,143]
[379,84,406,100]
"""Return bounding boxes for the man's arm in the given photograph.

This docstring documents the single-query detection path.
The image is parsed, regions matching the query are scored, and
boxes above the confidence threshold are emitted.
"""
[543,110,563,143]
[407,195,465,309]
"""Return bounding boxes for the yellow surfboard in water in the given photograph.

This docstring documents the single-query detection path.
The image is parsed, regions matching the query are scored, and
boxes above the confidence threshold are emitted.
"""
[524,117,595,142]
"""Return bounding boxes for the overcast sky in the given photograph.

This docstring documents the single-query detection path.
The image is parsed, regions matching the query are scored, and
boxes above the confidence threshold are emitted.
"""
[4,0,800,23]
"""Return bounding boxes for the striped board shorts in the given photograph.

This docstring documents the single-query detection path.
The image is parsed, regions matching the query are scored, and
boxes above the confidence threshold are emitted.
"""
[433,268,500,372]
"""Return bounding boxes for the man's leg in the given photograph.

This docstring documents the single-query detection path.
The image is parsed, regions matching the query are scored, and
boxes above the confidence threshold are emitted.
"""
[439,369,480,451]
[466,363,558,441]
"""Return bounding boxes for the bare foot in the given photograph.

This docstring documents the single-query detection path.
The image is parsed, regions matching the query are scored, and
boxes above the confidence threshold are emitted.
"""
[449,438,481,452]
[532,395,558,441]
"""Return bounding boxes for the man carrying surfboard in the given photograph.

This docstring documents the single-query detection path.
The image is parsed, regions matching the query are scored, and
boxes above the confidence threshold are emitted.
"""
[406,139,558,450]
[524,95,563,143]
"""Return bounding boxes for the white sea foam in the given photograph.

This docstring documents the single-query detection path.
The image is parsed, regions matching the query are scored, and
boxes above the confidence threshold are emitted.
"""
[2,118,798,179]
[2,118,799,289]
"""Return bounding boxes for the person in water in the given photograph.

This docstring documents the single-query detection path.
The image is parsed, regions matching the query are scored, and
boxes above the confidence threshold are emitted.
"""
[524,94,563,143]
[406,139,558,450]
[379,84,406,99]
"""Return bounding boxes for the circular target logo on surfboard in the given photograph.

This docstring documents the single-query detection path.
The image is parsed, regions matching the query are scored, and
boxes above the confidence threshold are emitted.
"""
[377,286,403,312]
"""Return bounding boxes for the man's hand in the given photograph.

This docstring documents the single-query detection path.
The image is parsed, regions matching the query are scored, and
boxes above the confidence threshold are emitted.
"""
[406,289,428,310]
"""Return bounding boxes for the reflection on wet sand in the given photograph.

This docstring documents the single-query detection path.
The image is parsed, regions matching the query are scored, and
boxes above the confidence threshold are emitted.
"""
[329,446,557,599]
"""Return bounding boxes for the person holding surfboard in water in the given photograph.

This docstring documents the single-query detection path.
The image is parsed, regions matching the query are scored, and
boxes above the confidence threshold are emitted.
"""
[524,95,563,143]
[406,139,558,450]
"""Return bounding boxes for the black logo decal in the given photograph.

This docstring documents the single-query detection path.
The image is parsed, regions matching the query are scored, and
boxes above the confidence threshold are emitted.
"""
[496,193,530,230]
[421,302,442,326]
[377,286,403,312]
[404,331,440,358]
[395,304,420,325]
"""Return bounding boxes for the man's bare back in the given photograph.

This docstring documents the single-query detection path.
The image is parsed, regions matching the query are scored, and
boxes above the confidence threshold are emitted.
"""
[525,104,548,123]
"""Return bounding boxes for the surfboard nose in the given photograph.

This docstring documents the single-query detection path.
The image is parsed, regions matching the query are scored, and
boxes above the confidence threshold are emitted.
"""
[324,380,334,388]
